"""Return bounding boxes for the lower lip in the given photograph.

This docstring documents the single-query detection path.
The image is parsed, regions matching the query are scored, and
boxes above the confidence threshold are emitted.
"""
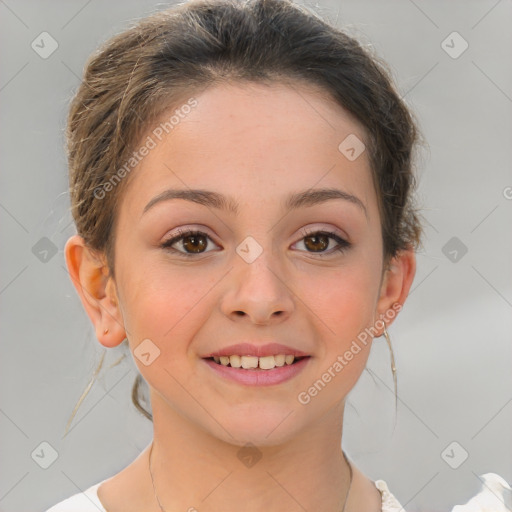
[202,357,311,386]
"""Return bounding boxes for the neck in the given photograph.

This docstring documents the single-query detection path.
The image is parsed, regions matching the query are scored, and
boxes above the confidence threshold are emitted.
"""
[147,392,352,512]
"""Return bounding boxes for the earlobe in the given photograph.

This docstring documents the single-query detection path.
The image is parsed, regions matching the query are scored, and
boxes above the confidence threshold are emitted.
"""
[375,248,416,332]
[64,235,127,348]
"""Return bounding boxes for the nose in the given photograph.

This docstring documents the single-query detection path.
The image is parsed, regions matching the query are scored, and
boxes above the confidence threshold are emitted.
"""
[220,245,295,326]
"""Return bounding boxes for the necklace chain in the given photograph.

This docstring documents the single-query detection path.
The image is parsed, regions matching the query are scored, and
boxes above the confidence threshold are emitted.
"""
[148,442,353,512]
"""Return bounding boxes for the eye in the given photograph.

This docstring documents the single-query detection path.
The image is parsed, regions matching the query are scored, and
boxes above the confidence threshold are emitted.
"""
[160,229,219,257]
[160,227,351,258]
[293,228,351,255]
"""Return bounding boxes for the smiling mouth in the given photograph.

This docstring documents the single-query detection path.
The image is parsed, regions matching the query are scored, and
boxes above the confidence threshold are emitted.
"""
[205,355,310,370]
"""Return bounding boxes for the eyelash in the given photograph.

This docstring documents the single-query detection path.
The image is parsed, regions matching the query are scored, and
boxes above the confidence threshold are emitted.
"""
[160,228,351,258]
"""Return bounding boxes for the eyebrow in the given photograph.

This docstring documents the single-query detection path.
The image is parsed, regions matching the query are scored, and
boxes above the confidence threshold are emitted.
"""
[142,187,367,218]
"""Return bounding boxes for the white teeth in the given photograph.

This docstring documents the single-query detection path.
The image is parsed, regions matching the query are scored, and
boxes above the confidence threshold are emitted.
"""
[273,354,286,367]
[241,355,258,369]
[212,354,298,369]
[259,355,276,370]
[229,355,242,368]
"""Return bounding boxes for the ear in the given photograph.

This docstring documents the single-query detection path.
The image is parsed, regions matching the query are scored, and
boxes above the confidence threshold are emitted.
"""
[374,247,416,334]
[64,234,127,348]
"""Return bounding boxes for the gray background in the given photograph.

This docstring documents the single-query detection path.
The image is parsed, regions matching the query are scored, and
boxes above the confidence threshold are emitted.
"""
[1,1,511,511]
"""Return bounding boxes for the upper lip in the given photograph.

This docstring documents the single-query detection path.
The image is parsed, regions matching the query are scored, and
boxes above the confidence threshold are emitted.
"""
[202,343,311,358]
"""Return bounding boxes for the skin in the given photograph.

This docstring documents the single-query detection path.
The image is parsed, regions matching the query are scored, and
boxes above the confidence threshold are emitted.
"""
[65,81,416,512]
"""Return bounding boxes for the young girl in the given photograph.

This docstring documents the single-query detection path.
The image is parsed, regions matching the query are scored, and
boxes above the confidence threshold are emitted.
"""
[47,0,424,509]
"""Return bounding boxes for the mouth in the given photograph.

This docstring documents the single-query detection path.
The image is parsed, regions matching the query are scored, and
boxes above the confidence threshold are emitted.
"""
[204,354,311,371]
[201,354,312,386]
[200,342,312,385]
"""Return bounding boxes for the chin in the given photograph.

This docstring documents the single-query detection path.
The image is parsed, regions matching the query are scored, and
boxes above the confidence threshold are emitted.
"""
[209,406,307,448]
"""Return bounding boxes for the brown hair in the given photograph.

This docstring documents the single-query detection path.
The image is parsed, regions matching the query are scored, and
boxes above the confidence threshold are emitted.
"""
[64,0,424,432]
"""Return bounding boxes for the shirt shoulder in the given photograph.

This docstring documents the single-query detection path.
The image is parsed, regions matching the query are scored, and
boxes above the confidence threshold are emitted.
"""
[375,479,406,512]
[45,480,107,512]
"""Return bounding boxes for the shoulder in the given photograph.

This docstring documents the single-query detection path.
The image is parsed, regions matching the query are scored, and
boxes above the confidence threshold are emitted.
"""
[376,473,512,512]
[347,458,404,511]
[45,480,107,512]
[451,473,512,511]
[374,479,407,512]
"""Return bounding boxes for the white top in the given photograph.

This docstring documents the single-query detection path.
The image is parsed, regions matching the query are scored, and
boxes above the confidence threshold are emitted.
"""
[45,472,512,511]
[45,478,405,511]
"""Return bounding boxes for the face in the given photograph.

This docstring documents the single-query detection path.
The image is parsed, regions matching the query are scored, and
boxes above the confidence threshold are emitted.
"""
[71,81,415,446]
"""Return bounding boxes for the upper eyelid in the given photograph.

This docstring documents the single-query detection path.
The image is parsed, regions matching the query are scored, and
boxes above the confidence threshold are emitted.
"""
[299,226,345,237]
[163,226,347,243]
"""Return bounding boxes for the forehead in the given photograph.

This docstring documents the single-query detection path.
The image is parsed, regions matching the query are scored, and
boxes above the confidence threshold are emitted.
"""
[119,80,376,220]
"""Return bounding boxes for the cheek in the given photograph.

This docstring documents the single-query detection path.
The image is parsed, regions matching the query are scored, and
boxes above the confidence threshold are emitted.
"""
[298,262,379,339]
[294,261,381,400]
[299,269,378,398]
[119,264,220,384]
[122,278,210,392]
[119,256,213,333]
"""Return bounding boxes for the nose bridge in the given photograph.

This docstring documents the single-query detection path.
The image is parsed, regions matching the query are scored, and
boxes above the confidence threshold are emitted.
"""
[221,233,295,323]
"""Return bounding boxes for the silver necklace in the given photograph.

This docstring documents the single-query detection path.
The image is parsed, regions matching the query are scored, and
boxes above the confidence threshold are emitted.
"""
[148,442,353,512]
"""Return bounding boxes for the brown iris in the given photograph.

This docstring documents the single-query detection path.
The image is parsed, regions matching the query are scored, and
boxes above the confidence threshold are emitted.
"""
[303,233,329,252]
[181,234,208,253]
